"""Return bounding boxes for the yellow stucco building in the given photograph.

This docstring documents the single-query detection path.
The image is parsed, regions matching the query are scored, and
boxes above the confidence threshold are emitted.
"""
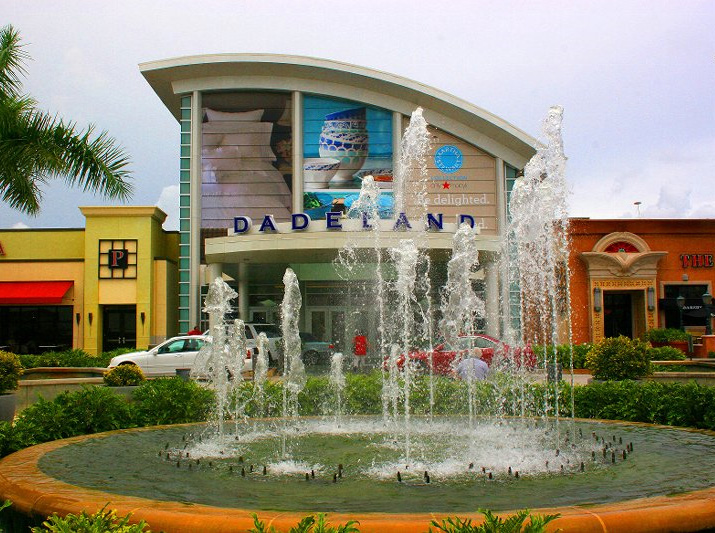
[0,207,178,355]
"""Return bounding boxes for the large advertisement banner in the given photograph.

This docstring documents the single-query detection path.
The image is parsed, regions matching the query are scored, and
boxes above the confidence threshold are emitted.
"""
[412,123,498,234]
[201,92,293,230]
[303,96,393,219]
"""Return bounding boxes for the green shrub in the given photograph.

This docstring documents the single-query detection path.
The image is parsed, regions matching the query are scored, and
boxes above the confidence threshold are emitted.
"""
[571,380,715,429]
[429,508,560,532]
[19,349,112,369]
[132,378,214,425]
[104,365,146,387]
[647,346,686,361]
[532,344,591,369]
[0,421,20,457]
[250,513,359,533]
[643,328,690,343]
[32,506,149,532]
[0,351,23,393]
[585,336,651,380]
[11,387,135,450]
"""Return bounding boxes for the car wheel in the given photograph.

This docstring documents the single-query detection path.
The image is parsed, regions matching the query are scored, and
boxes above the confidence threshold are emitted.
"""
[303,350,320,365]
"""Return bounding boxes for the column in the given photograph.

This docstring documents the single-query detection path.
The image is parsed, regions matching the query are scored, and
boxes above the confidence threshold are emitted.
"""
[292,91,303,213]
[189,90,203,328]
[238,262,249,321]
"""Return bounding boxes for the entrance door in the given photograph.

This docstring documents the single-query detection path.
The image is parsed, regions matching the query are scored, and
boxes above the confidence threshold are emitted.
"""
[103,305,136,351]
[604,293,633,338]
[307,308,347,353]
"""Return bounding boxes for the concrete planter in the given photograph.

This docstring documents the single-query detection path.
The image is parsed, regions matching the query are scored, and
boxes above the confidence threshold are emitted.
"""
[0,393,17,422]
[105,385,139,401]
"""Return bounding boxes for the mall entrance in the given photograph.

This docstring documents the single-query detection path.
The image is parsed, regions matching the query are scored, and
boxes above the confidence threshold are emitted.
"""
[603,290,646,339]
[102,305,136,351]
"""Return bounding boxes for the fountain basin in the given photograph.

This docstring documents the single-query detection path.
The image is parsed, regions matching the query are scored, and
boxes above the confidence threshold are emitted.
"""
[0,418,714,532]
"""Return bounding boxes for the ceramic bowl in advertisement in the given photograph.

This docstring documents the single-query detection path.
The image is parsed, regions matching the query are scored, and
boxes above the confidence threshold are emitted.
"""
[303,157,340,190]
[324,107,366,121]
[319,131,369,150]
[322,119,367,131]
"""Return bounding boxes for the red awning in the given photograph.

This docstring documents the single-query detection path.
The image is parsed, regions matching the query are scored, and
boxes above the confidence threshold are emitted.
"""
[0,281,74,304]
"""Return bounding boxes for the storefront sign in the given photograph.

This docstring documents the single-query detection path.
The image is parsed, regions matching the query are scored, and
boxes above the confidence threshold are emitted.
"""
[0,241,4,256]
[108,249,129,269]
[680,254,714,268]
[233,212,481,234]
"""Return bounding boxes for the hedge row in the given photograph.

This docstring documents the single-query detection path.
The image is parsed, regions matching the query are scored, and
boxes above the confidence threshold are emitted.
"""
[0,378,213,458]
[2,374,713,461]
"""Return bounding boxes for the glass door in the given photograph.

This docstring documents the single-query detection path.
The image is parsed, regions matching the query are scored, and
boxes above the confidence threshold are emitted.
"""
[102,305,136,351]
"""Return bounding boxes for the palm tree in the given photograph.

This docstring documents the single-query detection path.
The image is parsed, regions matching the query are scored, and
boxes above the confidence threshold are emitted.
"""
[0,25,132,215]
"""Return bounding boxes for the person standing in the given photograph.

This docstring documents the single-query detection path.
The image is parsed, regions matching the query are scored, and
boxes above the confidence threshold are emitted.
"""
[455,348,489,381]
[186,325,202,336]
[353,332,368,371]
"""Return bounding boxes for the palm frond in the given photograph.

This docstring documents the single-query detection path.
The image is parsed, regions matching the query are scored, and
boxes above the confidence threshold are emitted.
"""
[0,101,132,214]
[0,26,133,215]
[0,25,29,99]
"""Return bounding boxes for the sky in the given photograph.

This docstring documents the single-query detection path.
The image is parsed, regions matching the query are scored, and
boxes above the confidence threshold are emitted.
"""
[3,0,714,230]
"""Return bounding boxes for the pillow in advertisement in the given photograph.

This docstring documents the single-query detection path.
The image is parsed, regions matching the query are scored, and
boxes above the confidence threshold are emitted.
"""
[202,157,280,174]
[201,122,276,161]
[205,144,276,162]
[204,108,264,122]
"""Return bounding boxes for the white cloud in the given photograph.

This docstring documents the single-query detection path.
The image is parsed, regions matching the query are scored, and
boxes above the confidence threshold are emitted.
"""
[570,137,715,219]
[156,185,179,231]
[12,222,30,229]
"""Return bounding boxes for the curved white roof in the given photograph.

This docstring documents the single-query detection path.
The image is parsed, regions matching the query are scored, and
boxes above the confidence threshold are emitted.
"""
[140,54,537,166]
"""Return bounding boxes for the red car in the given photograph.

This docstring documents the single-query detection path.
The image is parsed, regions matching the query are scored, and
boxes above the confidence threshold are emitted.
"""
[387,334,535,376]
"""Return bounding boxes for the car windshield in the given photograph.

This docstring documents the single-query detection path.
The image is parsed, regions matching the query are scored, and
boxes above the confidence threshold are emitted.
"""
[254,325,282,338]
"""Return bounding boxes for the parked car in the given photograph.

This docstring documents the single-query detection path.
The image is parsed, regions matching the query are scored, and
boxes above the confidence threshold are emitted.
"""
[108,335,209,377]
[299,332,334,365]
[386,334,535,376]
[203,323,284,370]
[244,323,283,368]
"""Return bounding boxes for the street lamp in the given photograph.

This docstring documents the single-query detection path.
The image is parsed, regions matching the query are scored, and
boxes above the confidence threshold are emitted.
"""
[703,292,713,336]
[676,295,686,331]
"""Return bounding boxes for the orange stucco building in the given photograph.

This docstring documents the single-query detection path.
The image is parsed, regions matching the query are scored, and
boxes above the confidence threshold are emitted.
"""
[569,218,715,347]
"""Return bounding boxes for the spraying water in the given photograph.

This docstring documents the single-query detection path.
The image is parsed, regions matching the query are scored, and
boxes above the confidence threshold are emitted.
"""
[329,351,346,427]
[191,277,238,442]
[506,105,572,432]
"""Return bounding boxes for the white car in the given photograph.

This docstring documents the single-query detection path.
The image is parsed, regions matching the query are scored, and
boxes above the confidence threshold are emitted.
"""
[108,335,209,377]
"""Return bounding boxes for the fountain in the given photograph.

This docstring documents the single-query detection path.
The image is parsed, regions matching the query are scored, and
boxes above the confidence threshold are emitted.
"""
[1,108,714,532]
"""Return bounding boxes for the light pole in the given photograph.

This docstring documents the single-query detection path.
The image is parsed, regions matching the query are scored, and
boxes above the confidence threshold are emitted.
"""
[703,292,713,336]
[676,294,686,331]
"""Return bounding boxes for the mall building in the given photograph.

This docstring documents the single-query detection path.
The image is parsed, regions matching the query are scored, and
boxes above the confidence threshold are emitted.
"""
[0,207,178,355]
[0,55,712,354]
[139,54,539,352]
[569,218,715,349]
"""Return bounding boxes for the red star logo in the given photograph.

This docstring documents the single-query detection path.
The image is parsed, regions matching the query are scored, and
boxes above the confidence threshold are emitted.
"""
[442,181,450,189]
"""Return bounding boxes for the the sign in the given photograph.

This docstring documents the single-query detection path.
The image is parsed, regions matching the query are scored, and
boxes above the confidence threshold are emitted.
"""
[680,254,714,268]
[108,249,129,269]
[0,241,4,256]
[434,145,463,174]
[233,212,482,234]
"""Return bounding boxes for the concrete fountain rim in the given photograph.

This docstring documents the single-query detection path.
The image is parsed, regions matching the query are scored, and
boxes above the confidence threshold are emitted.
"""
[0,419,714,533]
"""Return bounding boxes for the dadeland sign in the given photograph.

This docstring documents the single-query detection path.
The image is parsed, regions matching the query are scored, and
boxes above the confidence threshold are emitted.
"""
[233,212,485,235]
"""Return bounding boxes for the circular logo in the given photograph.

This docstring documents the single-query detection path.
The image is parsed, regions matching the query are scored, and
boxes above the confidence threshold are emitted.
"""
[434,145,463,174]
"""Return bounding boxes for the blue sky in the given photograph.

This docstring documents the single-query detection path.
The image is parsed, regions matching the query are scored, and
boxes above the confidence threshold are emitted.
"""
[3,0,714,230]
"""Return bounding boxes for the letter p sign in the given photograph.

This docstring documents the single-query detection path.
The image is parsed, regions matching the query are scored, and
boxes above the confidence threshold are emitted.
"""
[109,249,129,269]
